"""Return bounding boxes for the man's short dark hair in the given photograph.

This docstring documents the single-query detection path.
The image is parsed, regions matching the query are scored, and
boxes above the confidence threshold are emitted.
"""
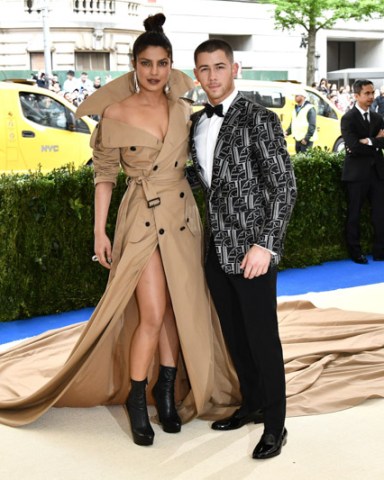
[353,79,373,95]
[66,70,75,76]
[194,39,234,64]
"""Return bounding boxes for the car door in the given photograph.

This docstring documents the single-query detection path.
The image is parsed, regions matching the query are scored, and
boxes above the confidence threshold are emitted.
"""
[306,90,342,151]
[17,91,91,171]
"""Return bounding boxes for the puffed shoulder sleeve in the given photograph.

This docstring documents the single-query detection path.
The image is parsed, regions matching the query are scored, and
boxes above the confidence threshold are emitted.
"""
[90,120,121,186]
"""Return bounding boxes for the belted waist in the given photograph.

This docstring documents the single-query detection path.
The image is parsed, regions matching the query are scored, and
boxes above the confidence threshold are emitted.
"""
[126,171,185,209]
[109,170,186,267]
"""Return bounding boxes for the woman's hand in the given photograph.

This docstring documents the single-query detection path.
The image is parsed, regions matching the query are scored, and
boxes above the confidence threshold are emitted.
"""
[94,231,112,269]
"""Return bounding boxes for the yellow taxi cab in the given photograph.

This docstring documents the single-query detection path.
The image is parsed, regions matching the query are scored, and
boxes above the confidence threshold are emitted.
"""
[0,79,96,173]
[185,79,344,154]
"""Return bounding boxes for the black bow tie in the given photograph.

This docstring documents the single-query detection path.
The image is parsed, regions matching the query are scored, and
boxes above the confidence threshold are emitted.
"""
[204,103,224,118]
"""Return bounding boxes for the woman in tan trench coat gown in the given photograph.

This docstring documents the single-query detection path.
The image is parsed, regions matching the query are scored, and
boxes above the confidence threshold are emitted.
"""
[0,15,241,445]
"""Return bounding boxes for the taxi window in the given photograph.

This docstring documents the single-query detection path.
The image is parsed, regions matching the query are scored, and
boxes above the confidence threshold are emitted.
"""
[307,91,337,119]
[19,92,91,133]
[240,88,285,108]
[19,92,68,129]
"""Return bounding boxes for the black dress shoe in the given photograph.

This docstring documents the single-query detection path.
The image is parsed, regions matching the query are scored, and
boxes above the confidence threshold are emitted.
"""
[211,408,263,431]
[352,254,368,264]
[252,428,287,459]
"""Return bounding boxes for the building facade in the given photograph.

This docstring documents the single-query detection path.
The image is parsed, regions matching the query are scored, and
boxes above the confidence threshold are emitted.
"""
[0,0,383,87]
[0,0,161,81]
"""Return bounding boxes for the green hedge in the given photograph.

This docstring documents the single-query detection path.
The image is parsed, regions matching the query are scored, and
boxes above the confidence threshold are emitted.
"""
[0,150,373,322]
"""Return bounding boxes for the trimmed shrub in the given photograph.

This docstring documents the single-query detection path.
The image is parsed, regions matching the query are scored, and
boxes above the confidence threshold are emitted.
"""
[0,151,373,322]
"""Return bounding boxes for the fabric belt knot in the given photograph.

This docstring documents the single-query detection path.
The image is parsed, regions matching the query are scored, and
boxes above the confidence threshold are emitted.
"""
[129,175,161,209]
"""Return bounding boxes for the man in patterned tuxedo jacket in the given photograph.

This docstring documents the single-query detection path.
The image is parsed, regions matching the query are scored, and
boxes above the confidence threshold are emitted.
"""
[190,39,297,460]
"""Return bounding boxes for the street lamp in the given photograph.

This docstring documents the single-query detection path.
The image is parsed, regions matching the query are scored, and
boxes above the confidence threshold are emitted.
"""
[27,0,52,83]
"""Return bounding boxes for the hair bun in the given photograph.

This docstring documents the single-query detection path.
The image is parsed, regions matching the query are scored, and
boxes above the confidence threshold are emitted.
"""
[143,13,166,33]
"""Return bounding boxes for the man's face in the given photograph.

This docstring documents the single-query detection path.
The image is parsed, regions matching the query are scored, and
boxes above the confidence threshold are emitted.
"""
[355,84,375,110]
[194,49,238,105]
[295,94,305,105]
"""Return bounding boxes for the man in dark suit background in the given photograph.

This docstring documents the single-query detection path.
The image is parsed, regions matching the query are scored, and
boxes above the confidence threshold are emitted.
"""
[341,79,384,264]
[190,39,296,460]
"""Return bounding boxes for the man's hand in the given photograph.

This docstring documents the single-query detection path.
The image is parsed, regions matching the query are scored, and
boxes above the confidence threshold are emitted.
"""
[359,138,369,145]
[301,139,308,145]
[376,129,384,138]
[240,245,271,279]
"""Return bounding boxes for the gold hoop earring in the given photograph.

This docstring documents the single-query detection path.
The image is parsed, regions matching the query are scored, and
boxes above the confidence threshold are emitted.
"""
[164,83,171,95]
[134,71,140,93]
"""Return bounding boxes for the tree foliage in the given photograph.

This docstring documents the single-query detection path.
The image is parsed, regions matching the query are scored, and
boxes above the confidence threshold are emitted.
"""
[258,0,384,85]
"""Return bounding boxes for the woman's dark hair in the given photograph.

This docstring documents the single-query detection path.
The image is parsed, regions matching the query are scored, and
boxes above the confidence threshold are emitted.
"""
[132,13,173,62]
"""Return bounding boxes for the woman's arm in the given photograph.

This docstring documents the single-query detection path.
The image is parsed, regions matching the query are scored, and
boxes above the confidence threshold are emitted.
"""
[94,182,114,269]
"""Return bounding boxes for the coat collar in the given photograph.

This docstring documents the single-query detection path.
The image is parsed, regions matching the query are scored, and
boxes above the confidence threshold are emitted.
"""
[76,69,194,118]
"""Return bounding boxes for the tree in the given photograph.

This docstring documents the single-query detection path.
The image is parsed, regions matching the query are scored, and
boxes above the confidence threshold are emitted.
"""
[258,0,384,86]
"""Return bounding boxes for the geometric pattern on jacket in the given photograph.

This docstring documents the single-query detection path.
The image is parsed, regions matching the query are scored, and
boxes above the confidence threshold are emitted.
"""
[190,93,297,274]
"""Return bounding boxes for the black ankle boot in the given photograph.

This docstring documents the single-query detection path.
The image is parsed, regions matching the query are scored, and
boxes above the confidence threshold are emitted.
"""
[152,365,181,433]
[126,379,154,446]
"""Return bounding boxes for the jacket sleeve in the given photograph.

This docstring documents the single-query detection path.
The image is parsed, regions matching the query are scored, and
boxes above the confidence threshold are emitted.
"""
[341,113,384,154]
[305,107,317,141]
[251,109,297,258]
[91,121,121,186]
[371,116,384,149]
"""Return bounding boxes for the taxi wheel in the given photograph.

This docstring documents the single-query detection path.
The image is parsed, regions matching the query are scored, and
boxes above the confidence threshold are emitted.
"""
[333,138,345,153]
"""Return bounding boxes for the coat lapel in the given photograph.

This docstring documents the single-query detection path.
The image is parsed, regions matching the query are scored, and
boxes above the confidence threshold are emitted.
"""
[210,94,244,192]
[190,110,209,189]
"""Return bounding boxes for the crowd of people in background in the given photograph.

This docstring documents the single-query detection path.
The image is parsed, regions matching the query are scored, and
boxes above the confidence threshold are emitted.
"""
[31,70,113,107]
[31,70,384,120]
[314,77,384,118]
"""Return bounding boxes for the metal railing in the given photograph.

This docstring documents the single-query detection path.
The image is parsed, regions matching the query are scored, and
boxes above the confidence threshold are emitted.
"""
[24,1,140,16]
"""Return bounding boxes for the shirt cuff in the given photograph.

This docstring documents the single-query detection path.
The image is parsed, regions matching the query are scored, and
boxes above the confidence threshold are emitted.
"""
[253,244,277,256]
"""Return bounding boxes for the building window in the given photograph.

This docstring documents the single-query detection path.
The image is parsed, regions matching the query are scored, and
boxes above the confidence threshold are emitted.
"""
[75,52,110,71]
[208,34,252,51]
[30,52,48,71]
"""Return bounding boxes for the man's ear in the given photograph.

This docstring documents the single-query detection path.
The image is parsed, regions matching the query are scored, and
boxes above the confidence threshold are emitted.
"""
[232,62,239,78]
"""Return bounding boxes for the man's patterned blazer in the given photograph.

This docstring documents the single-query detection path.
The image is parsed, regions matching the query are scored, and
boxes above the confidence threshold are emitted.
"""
[189,93,297,275]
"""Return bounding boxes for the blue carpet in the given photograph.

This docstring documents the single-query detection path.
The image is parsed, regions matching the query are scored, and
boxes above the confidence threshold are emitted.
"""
[0,257,383,345]
[277,255,384,295]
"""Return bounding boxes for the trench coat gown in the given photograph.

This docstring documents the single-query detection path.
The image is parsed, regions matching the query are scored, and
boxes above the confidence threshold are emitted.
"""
[0,70,241,427]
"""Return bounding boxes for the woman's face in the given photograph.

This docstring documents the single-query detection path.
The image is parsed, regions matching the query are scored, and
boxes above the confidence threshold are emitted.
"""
[134,46,171,93]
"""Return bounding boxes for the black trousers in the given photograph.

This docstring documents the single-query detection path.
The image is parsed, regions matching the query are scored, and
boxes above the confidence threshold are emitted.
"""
[205,241,286,435]
[346,166,384,258]
[295,140,313,153]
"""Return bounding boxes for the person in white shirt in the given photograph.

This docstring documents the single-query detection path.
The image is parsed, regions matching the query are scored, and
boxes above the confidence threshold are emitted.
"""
[63,70,79,93]
[190,39,296,460]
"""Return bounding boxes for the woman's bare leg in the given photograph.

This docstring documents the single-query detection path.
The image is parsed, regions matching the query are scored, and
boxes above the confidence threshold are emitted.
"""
[130,248,178,379]
[158,290,179,367]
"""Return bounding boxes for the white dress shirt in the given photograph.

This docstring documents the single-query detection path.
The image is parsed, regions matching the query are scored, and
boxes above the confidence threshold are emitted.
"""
[355,104,372,145]
[195,89,239,186]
